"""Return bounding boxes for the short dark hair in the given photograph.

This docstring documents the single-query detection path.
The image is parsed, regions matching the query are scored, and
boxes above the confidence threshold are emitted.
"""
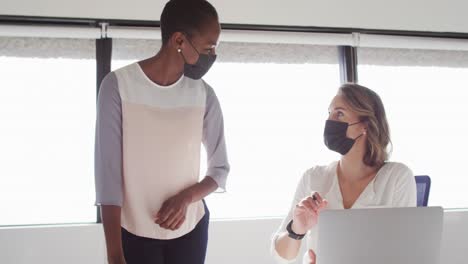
[160,0,219,45]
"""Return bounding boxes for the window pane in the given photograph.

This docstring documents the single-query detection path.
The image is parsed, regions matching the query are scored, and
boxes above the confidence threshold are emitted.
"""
[203,62,340,218]
[0,37,96,225]
[358,47,468,209]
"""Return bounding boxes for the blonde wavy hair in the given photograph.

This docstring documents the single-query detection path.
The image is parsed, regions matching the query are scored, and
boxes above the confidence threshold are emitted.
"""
[338,83,392,167]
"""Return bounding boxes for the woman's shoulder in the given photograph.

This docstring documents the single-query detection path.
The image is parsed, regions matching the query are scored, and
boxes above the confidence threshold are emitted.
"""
[382,162,413,175]
[301,161,338,187]
[379,161,414,184]
[113,62,138,76]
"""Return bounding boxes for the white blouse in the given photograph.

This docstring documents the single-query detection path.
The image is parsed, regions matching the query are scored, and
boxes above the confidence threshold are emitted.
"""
[271,161,417,264]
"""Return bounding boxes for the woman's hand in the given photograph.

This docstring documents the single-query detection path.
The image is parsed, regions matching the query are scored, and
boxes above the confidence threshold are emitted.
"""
[308,249,316,264]
[154,190,193,230]
[291,192,328,234]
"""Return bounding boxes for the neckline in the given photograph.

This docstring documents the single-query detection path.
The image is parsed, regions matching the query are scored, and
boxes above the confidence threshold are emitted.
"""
[134,62,184,89]
[332,161,387,209]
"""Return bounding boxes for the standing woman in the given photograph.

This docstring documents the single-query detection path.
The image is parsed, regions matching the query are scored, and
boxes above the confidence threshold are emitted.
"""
[271,84,416,264]
[94,1,229,263]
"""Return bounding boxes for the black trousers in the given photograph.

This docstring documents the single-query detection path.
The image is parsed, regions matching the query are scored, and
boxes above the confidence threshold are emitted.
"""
[122,202,210,264]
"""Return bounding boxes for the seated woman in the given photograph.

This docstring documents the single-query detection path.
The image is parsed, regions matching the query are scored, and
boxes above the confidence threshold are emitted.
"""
[271,83,416,264]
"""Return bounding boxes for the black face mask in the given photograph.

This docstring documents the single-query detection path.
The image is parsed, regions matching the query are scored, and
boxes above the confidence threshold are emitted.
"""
[179,36,216,80]
[323,119,364,155]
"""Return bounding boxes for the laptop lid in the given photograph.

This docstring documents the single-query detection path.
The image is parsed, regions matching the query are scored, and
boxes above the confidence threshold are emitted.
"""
[316,207,443,264]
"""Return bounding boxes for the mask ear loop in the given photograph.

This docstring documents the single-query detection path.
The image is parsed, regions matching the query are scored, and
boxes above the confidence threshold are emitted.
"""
[181,32,201,56]
[349,121,362,126]
[182,32,217,59]
[179,33,204,66]
[353,133,365,141]
[349,121,366,140]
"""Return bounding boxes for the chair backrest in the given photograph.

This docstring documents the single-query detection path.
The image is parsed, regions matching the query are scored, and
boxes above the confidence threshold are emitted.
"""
[415,175,431,207]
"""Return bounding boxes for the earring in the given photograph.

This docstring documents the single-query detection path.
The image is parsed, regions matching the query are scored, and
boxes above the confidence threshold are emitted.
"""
[177,48,181,53]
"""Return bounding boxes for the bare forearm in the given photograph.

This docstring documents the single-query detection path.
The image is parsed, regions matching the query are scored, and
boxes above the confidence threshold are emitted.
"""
[275,232,303,260]
[100,205,125,263]
[185,176,218,203]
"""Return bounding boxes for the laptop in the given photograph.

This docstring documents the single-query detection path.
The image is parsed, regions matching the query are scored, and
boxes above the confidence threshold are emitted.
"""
[316,207,444,264]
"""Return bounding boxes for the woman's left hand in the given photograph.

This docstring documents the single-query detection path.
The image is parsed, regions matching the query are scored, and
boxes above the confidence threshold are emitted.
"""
[154,191,193,230]
[308,249,316,264]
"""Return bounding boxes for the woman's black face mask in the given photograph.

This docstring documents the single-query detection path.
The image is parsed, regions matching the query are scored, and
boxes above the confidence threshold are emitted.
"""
[323,119,364,155]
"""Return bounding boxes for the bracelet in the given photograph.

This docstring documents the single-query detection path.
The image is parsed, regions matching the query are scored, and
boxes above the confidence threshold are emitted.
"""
[286,220,306,240]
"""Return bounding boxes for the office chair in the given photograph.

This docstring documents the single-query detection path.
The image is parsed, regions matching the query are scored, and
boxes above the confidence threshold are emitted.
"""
[415,175,431,207]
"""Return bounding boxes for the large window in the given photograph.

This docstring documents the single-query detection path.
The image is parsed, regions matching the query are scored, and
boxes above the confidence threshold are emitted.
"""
[0,37,97,225]
[203,62,340,219]
[2,31,467,226]
[113,39,341,218]
[358,47,468,209]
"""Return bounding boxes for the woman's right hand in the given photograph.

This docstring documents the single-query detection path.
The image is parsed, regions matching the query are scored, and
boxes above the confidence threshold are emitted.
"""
[291,192,328,234]
[308,249,317,264]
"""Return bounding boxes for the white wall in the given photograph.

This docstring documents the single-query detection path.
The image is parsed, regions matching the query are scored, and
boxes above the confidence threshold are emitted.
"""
[0,210,467,264]
[0,224,106,263]
[1,0,468,33]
